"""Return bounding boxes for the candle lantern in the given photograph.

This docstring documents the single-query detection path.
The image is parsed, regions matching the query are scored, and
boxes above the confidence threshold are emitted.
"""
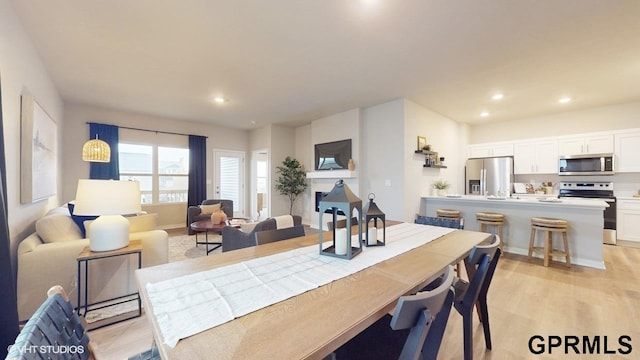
[318,180,363,259]
[363,193,385,247]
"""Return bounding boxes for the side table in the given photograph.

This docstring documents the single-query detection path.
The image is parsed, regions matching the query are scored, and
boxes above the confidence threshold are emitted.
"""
[76,240,142,329]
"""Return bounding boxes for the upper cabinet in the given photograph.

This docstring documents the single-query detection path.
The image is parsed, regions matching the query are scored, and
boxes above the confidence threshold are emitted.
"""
[513,139,558,174]
[468,142,513,158]
[558,133,614,156]
[615,129,640,173]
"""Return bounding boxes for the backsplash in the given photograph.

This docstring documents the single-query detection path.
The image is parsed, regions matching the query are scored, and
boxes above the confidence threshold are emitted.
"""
[514,173,640,197]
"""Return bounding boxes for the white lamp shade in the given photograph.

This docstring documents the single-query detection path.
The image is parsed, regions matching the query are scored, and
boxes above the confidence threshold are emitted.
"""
[74,179,141,216]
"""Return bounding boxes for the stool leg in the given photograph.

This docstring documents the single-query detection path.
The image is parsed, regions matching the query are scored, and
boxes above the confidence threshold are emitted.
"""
[528,228,535,259]
[497,224,503,250]
[562,231,571,267]
[543,231,551,267]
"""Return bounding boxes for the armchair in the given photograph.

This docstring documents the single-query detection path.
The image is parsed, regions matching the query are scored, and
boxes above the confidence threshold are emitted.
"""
[187,199,233,234]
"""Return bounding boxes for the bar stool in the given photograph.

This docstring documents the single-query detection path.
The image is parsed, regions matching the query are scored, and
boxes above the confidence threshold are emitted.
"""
[436,209,463,277]
[437,209,461,219]
[528,217,571,267]
[476,212,505,250]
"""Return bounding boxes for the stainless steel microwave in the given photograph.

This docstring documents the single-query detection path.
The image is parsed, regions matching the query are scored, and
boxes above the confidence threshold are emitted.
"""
[558,153,614,176]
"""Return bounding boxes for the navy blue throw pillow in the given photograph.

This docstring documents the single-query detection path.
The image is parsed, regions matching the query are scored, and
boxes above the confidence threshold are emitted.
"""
[67,202,98,238]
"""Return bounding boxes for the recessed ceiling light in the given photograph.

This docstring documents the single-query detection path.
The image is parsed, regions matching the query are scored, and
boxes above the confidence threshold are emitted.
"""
[492,93,504,100]
[213,97,226,104]
[480,111,490,117]
[558,97,571,104]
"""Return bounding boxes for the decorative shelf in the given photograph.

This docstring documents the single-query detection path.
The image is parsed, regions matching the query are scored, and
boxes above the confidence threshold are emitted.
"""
[414,150,446,168]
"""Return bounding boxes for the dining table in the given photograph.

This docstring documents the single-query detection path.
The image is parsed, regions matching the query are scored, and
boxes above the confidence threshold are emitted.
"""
[135,221,491,359]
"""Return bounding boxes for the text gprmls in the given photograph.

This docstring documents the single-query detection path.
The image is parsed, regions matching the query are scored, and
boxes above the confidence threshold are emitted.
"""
[528,335,632,355]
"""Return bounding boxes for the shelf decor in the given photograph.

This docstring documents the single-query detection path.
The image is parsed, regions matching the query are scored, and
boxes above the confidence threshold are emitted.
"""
[318,180,363,260]
[363,193,385,247]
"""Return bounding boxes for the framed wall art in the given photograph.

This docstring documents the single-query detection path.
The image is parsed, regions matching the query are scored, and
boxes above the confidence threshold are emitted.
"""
[417,136,427,151]
[20,91,57,203]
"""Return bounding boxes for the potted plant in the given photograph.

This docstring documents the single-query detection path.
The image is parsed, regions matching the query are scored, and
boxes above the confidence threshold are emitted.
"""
[275,156,308,215]
[432,179,450,196]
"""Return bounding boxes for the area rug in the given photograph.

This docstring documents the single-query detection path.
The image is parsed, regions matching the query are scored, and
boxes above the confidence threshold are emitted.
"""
[168,232,221,262]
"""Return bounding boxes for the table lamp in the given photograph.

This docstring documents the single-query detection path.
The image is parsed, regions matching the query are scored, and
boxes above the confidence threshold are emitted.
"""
[74,179,141,252]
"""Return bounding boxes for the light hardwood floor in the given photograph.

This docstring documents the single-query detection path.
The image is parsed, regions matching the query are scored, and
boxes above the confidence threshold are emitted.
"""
[90,244,640,360]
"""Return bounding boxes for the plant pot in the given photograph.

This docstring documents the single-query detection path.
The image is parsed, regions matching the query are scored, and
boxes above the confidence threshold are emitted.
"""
[437,189,447,196]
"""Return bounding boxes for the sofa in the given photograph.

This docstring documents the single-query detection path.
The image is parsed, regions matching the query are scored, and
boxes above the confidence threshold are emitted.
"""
[17,205,169,321]
[187,199,234,234]
[222,215,302,252]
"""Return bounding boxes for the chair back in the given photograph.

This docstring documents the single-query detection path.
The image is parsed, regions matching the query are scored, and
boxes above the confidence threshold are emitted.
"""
[327,217,359,231]
[415,215,463,229]
[255,225,306,245]
[7,286,92,360]
[478,235,502,301]
[389,266,456,360]
[464,234,500,281]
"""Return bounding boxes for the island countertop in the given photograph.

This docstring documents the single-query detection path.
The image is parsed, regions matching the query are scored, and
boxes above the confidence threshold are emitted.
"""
[421,194,609,209]
[420,195,607,269]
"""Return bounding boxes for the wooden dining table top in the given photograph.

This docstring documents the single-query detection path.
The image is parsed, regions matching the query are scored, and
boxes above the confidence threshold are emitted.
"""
[135,221,490,360]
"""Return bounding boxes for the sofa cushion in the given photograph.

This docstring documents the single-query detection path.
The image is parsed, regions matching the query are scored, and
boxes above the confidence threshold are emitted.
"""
[128,213,158,233]
[36,214,83,243]
[67,202,98,237]
[200,203,221,215]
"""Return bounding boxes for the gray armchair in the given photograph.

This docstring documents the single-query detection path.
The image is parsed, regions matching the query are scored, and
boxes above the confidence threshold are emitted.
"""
[187,199,233,234]
[222,215,302,252]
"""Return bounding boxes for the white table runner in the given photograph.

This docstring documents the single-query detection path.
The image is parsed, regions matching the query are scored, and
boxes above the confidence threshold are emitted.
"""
[146,223,454,347]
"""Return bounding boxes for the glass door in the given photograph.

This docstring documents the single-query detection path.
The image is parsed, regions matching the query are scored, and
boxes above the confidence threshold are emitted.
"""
[213,150,245,217]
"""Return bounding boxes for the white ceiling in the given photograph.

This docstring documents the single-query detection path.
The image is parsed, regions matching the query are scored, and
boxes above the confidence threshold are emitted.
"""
[10,0,640,130]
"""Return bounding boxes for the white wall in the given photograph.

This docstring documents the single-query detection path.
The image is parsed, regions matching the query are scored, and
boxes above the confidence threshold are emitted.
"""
[295,125,312,223]
[0,0,64,269]
[361,99,405,221]
[268,124,296,216]
[470,101,640,144]
[62,103,249,228]
[403,99,467,220]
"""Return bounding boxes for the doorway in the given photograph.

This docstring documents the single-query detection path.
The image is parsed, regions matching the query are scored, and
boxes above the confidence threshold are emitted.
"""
[213,150,245,217]
[252,150,269,220]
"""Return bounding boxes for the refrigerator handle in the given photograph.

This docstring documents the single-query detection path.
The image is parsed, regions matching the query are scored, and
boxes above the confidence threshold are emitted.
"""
[480,169,485,195]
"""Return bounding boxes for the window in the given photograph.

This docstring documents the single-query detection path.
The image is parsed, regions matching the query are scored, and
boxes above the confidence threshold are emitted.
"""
[119,143,189,204]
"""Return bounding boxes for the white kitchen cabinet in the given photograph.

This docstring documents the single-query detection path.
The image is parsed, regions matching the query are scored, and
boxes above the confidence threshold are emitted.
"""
[558,133,613,155]
[468,142,513,158]
[513,139,558,174]
[614,129,640,172]
[617,198,640,242]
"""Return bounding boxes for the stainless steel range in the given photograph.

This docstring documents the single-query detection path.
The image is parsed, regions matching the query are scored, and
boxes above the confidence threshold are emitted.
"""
[558,181,616,244]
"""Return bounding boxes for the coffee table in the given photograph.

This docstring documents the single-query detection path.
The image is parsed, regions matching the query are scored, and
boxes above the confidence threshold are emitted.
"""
[190,220,226,255]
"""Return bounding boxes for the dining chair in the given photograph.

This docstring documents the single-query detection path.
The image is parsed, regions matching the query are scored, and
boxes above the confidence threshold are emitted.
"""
[6,285,159,360]
[255,225,306,245]
[454,235,501,360]
[415,215,464,276]
[333,266,456,360]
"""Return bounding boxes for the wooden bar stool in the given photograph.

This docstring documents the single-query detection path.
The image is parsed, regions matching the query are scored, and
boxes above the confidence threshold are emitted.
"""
[436,209,463,277]
[437,209,460,219]
[528,217,571,267]
[476,212,505,250]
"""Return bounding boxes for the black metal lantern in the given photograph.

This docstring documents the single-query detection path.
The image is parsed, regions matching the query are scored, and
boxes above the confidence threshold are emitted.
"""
[363,193,385,247]
[318,180,363,259]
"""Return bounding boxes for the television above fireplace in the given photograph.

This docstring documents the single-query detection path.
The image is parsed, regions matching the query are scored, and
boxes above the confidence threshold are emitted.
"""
[314,139,352,171]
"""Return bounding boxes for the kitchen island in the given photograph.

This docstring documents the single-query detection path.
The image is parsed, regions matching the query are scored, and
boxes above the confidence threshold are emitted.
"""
[420,195,609,269]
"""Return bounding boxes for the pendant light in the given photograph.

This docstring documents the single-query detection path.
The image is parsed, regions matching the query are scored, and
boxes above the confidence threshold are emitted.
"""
[82,135,111,162]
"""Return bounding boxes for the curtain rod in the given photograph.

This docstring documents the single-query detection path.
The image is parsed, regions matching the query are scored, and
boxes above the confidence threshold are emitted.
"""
[86,122,208,139]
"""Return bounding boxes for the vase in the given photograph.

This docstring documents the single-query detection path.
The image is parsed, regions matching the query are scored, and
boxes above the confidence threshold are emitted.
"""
[437,189,447,196]
[211,211,227,224]
[348,159,355,171]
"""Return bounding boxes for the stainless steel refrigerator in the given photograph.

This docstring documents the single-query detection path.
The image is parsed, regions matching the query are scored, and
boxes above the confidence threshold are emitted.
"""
[465,157,514,196]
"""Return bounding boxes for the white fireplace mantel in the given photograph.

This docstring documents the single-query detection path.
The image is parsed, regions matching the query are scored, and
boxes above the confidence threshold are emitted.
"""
[306,170,357,179]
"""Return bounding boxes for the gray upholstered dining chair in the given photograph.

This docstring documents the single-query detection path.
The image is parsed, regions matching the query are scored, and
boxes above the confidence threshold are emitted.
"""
[255,225,306,245]
[333,265,456,360]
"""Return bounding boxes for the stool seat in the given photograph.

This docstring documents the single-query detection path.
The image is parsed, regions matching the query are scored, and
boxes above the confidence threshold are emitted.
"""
[437,209,460,219]
[528,217,570,267]
[531,217,568,228]
[476,212,505,222]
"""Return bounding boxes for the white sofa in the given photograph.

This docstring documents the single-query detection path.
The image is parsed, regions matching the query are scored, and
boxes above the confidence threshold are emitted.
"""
[17,205,169,321]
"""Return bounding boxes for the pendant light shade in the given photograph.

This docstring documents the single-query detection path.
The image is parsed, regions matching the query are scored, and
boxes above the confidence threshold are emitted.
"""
[82,136,111,163]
